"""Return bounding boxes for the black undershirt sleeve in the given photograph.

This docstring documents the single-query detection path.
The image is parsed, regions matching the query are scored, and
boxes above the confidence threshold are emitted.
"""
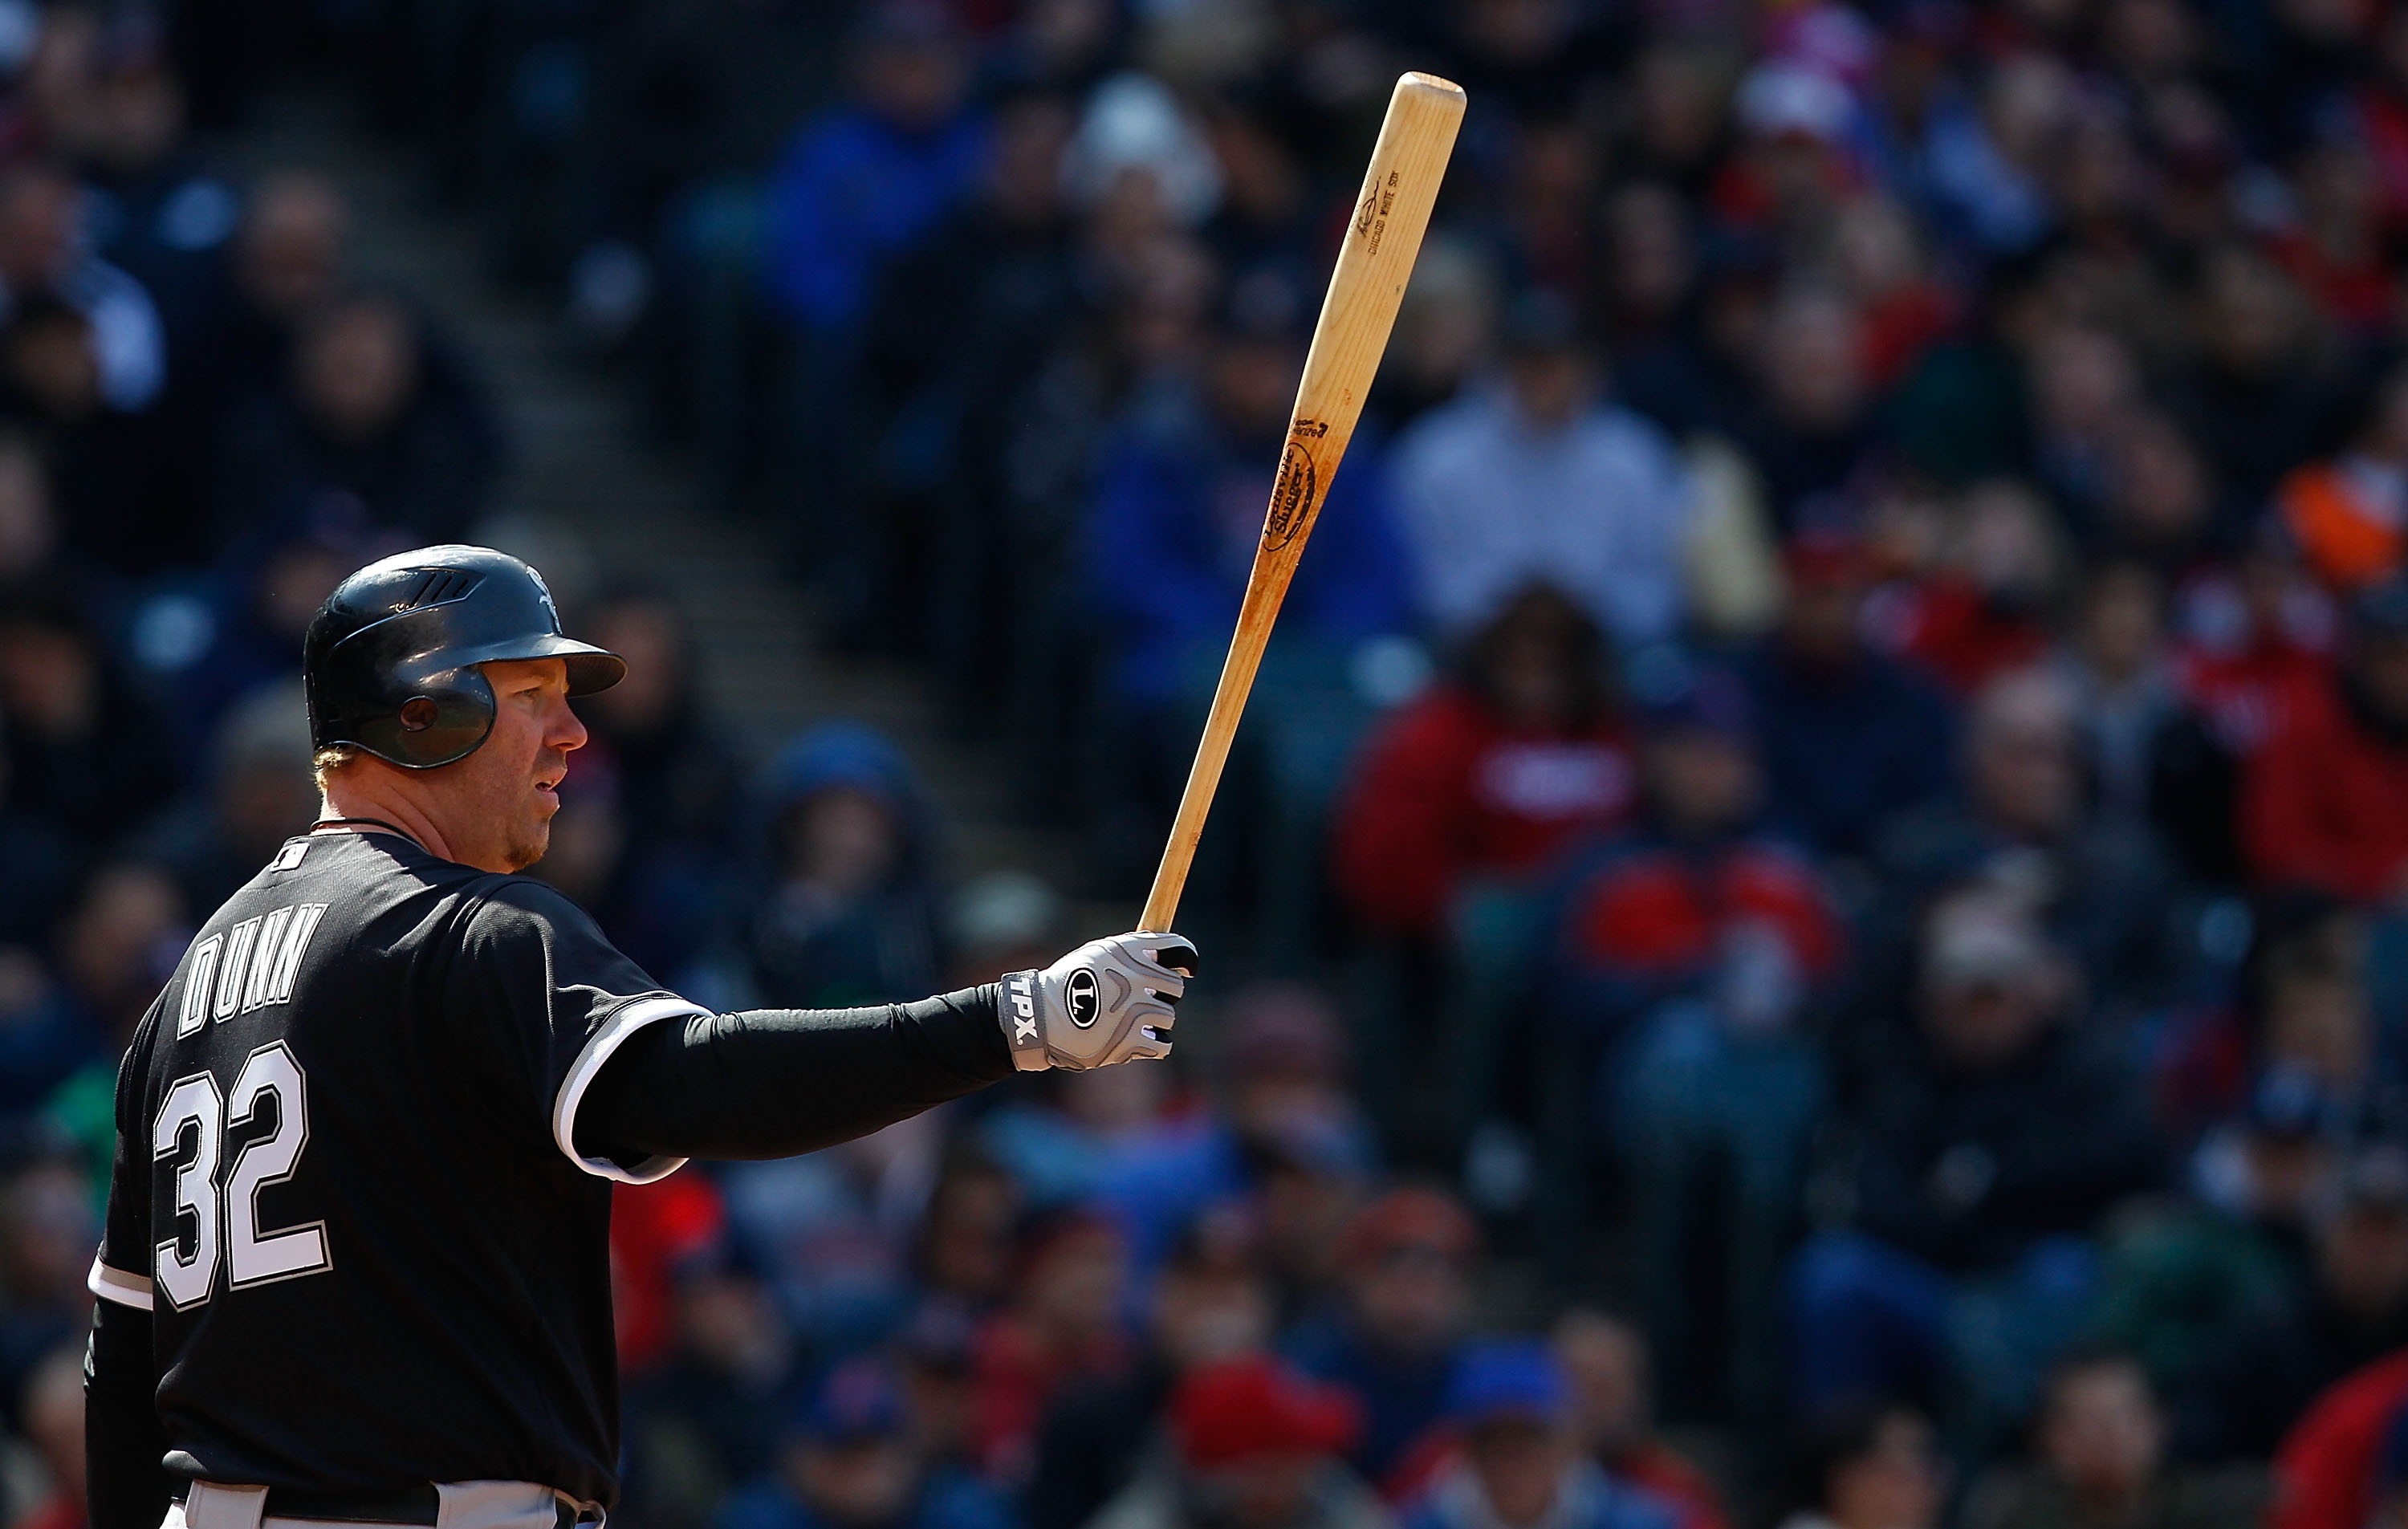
[85,1299,171,1529]
[575,985,1016,1164]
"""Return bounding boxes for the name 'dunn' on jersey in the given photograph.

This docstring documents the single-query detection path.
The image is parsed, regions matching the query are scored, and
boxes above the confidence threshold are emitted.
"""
[153,897,333,1310]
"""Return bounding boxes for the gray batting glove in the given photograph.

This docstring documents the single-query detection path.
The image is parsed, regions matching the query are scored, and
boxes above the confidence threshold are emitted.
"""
[1000,932,1197,1071]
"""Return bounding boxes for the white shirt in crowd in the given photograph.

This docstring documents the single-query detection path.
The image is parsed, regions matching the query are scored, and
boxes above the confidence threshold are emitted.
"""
[1393,379,1696,645]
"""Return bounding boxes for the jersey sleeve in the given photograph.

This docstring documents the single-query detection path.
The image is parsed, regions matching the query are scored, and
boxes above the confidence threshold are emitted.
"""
[446,880,709,1185]
[90,1005,159,1311]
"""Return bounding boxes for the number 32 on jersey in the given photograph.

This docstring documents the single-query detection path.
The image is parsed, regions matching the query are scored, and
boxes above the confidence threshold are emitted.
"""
[153,1042,330,1307]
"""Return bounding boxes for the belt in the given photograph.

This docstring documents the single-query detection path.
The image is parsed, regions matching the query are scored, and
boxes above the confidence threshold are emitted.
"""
[174,1485,594,1528]
[179,1486,439,1526]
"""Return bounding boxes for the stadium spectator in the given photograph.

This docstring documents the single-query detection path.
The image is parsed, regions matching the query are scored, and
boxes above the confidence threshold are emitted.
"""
[2268,1350,2408,1529]
[10,1342,82,1529]
[195,169,351,420]
[1400,1340,1679,1529]
[763,2,989,612]
[0,1156,91,1432]
[1549,1312,1727,1529]
[1025,1216,1276,1529]
[1873,666,2174,1012]
[2052,562,2182,823]
[571,590,741,978]
[761,6,986,343]
[0,292,188,574]
[1743,531,1955,859]
[2091,1067,2340,1458]
[966,1208,1133,1483]
[2169,248,2348,525]
[213,290,500,547]
[76,40,238,363]
[2244,578,2408,901]
[1086,1354,1377,1529]
[1728,287,1885,533]
[0,160,161,413]
[1545,665,1842,1047]
[0,595,172,846]
[2274,363,2408,596]
[1549,663,1839,1421]
[980,1061,1174,1214]
[1391,291,1695,647]
[1333,585,1637,940]
[1771,1401,1946,1529]
[1085,283,1413,714]
[716,1356,1014,1529]
[0,429,57,591]
[1790,889,2162,1425]
[1285,1188,1479,1486]
[1876,481,2064,697]
[858,91,1080,702]
[744,722,944,1011]
[624,1241,798,1529]
[144,677,315,917]
[1959,1350,2267,1529]
[1095,982,1373,1283]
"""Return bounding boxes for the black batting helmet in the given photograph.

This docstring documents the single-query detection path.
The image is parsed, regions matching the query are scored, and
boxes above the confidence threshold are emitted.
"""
[304,544,626,769]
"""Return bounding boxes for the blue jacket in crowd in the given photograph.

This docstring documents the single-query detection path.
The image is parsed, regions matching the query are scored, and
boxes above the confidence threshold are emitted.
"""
[764,105,990,336]
[1088,382,1414,706]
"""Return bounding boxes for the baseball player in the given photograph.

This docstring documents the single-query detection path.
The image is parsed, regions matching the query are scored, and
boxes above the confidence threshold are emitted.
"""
[83,546,1194,1528]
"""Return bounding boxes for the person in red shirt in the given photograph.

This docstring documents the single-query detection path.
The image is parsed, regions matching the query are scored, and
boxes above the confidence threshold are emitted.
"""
[1334,584,1638,940]
[1543,667,1844,1423]
[2171,544,2336,762]
[1867,480,2061,696]
[610,1172,731,1377]
[2243,579,2408,902]
[966,1208,1135,1482]
[1545,668,1844,1031]
[2270,1348,2408,1529]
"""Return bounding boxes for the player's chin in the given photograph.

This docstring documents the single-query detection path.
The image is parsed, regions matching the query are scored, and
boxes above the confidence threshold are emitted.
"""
[502,820,551,873]
[506,795,556,870]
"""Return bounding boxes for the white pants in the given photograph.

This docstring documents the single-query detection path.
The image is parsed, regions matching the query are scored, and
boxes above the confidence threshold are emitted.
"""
[167,1479,596,1529]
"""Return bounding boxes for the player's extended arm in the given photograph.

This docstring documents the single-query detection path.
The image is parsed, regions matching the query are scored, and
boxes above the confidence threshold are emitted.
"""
[85,1300,172,1529]
[576,933,1193,1163]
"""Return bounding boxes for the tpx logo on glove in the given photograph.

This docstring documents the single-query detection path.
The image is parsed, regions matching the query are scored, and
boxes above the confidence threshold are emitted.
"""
[1007,973,1039,1043]
[1066,968,1102,1028]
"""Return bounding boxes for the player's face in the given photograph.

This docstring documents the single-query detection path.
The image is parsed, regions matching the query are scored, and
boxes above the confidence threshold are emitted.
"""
[449,658,587,872]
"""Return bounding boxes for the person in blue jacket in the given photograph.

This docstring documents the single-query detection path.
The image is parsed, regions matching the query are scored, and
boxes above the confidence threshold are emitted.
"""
[717,1356,1017,1529]
[1401,1340,1682,1529]
[1084,274,1415,884]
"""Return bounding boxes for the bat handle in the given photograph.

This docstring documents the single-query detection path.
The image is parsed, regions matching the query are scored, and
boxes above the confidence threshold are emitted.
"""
[1137,616,1272,933]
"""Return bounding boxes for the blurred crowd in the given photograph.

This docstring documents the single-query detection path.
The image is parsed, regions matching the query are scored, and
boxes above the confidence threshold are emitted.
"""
[10,0,2408,1526]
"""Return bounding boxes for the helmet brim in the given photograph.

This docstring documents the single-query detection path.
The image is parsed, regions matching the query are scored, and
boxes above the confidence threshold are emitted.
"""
[443,634,628,696]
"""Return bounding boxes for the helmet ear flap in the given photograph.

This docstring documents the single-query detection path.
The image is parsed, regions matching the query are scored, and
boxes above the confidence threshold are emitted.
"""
[352,666,496,768]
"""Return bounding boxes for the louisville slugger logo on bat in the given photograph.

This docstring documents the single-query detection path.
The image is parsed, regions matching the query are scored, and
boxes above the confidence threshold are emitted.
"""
[1265,436,1320,550]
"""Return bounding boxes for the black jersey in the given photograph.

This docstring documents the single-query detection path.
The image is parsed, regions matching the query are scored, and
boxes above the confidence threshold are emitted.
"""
[91,829,706,1503]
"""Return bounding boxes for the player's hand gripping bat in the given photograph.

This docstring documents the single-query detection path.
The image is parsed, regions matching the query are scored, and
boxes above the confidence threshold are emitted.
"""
[1137,71,1466,934]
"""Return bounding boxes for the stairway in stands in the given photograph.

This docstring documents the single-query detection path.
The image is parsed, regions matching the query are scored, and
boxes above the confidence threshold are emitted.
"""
[219,91,1092,907]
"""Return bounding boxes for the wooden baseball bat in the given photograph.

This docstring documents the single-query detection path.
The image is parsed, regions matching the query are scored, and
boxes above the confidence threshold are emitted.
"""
[1137,71,1466,934]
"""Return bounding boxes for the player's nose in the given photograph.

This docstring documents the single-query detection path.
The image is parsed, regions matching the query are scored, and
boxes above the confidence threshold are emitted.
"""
[548,693,589,753]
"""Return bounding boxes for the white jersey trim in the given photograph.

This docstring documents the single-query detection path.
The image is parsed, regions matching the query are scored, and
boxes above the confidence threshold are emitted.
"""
[551,995,706,1185]
[88,1253,153,1311]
